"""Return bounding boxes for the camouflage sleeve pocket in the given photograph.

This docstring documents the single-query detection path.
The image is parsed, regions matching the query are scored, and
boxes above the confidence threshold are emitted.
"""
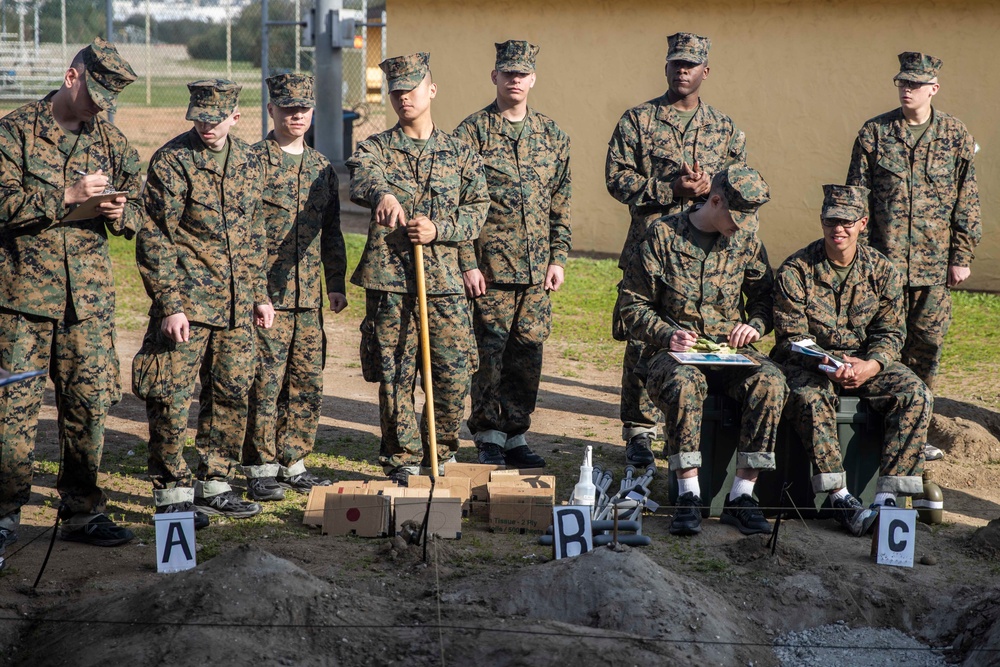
[132,330,172,400]
[359,315,380,383]
[611,281,628,342]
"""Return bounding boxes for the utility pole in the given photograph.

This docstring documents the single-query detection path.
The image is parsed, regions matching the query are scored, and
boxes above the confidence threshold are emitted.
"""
[314,0,345,165]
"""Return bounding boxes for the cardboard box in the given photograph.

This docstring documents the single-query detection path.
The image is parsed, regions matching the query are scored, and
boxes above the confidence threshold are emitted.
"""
[322,492,391,537]
[303,480,399,527]
[407,475,472,515]
[487,484,555,534]
[393,496,463,539]
[487,473,556,534]
[488,471,556,489]
[304,481,365,527]
[442,462,504,516]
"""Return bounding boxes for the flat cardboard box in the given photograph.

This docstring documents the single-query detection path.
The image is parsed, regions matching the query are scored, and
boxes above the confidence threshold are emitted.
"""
[488,471,556,491]
[487,482,556,534]
[442,462,504,516]
[393,496,463,539]
[407,475,472,514]
[322,492,391,537]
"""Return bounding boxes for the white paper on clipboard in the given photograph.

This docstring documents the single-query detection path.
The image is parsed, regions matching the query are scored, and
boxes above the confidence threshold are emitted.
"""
[62,191,129,222]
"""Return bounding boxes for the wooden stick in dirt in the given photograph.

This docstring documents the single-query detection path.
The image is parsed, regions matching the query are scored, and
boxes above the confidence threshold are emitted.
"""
[413,243,438,480]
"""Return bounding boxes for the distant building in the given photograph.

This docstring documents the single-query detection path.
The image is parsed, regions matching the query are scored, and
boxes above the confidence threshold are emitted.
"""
[112,0,254,24]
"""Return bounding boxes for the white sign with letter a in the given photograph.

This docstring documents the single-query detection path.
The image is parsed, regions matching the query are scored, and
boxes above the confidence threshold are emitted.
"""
[154,512,197,573]
[876,507,916,568]
[552,506,593,559]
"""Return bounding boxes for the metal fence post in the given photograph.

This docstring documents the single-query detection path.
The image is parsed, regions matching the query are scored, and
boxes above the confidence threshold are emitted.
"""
[105,0,114,124]
[260,0,268,141]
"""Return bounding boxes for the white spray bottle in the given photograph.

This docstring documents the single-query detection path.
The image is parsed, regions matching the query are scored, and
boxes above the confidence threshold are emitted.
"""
[570,445,596,514]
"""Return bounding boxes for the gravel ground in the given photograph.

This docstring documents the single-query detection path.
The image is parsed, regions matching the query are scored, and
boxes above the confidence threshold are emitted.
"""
[774,621,948,667]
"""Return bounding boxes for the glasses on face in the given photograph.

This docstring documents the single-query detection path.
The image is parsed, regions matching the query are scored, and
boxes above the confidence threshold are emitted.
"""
[894,79,931,90]
[821,218,860,229]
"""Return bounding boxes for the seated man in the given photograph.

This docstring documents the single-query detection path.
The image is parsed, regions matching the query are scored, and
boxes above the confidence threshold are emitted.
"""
[773,184,930,536]
[619,164,788,537]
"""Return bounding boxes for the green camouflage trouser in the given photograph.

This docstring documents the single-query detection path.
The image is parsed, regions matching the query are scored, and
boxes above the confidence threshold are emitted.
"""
[0,307,120,517]
[243,308,326,478]
[902,285,951,390]
[783,361,928,496]
[644,347,787,471]
[134,319,255,497]
[361,290,476,473]
[467,283,550,450]
[613,283,660,441]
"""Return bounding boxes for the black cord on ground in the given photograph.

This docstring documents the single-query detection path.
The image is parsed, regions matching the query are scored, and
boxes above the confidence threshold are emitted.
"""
[32,508,63,589]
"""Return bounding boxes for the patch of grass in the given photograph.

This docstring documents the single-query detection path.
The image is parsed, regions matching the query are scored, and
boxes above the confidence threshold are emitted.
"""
[33,456,59,476]
[943,291,1000,365]
[116,70,263,108]
[550,256,622,371]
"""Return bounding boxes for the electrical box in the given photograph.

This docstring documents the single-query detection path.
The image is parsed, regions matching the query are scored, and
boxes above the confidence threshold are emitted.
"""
[329,10,357,49]
[302,7,315,47]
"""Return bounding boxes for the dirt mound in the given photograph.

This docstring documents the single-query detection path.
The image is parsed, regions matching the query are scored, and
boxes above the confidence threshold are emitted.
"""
[935,398,1000,438]
[11,545,388,667]
[927,412,1000,462]
[445,545,767,665]
[969,519,1000,556]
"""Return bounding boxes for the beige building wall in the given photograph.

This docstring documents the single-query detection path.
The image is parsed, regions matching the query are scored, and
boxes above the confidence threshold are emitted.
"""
[388,0,998,291]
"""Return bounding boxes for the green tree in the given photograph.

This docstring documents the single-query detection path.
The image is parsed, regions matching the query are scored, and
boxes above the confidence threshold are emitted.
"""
[36,0,107,44]
[187,0,297,71]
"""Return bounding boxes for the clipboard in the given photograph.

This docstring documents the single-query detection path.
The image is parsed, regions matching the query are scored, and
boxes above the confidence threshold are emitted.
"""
[668,352,760,367]
[0,369,47,387]
[62,191,129,222]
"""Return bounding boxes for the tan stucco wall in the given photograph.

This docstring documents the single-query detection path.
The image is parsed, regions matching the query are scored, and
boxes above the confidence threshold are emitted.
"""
[388,0,998,291]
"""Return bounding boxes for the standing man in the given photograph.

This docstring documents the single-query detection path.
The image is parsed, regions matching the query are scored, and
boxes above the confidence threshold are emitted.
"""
[774,185,930,536]
[347,53,489,483]
[619,165,787,537]
[847,52,981,460]
[0,38,139,548]
[136,80,274,523]
[607,32,747,467]
[454,40,571,468]
[242,73,347,502]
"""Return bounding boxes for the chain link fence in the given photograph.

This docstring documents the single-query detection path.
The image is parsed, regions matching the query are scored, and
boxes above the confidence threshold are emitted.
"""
[0,0,387,166]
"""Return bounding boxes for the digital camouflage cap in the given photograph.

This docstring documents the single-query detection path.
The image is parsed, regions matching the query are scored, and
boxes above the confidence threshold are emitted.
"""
[666,32,710,64]
[715,164,770,228]
[821,184,870,221]
[495,40,539,74]
[267,72,315,108]
[380,52,430,92]
[894,52,942,84]
[186,79,241,123]
[81,37,137,111]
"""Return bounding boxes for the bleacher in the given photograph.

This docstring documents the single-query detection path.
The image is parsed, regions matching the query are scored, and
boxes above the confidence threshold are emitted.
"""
[0,33,66,102]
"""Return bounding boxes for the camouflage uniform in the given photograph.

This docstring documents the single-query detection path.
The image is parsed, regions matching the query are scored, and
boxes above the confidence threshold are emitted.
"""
[618,166,787,471]
[606,33,747,442]
[453,40,572,452]
[0,39,140,521]
[347,53,489,474]
[846,52,981,388]
[242,74,346,482]
[773,185,928,495]
[135,80,269,508]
